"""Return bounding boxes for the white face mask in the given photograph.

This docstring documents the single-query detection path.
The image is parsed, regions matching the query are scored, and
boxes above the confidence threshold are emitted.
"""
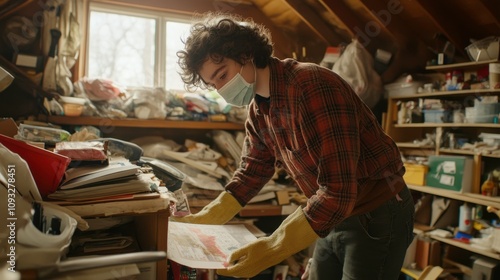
[217,62,256,107]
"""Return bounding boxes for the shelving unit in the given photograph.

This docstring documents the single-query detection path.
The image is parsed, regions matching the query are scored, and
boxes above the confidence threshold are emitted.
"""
[385,61,500,193]
[406,185,500,264]
[39,115,245,130]
[64,195,172,280]
[38,115,246,144]
[407,184,500,209]
[386,60,500,278]
[425,60,498,71]
[431,235,500,261]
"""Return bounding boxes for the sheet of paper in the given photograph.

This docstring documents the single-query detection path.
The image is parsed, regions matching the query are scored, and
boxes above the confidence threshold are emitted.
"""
[167,222,258,269]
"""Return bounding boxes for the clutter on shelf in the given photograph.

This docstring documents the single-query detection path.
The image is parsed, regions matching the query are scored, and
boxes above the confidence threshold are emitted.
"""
[43,77,248,124]
[0,116,302,219]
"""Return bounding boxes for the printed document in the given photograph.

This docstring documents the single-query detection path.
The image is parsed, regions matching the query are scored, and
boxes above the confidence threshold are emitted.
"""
[167,222,258,269]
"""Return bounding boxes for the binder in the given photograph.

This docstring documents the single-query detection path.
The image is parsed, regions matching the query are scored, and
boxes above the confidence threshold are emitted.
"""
[415,236,441,270]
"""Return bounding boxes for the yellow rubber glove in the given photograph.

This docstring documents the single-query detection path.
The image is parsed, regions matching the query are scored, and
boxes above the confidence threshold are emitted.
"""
[217,207,319,278]
[170,191,242,225]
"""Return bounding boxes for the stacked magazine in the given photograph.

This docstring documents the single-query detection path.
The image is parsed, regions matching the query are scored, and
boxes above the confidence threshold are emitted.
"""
[48,158,155,201]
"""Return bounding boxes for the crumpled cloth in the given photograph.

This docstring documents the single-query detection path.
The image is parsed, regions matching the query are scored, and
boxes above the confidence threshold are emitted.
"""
[80,78,124,101]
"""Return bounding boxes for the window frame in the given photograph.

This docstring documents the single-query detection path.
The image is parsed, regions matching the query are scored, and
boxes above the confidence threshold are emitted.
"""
[85,2,192,89]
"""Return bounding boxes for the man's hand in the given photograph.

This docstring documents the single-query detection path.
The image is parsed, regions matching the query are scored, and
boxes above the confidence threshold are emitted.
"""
[170,191,242,225]
[216,207,318,278]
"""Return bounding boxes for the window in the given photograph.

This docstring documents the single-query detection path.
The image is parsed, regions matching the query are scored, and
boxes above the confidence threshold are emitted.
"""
[87,3,191,90]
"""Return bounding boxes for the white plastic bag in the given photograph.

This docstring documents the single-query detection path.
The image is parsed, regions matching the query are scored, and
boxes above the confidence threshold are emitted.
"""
[332,39,383,108]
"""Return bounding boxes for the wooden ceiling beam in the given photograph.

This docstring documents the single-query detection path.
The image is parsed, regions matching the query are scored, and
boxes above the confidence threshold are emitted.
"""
[280,0,340,46]
[319,0,363,39]
[479,0,500,29]
[358,0,409,45]
[351,1,430,83]
[413,0,470,57]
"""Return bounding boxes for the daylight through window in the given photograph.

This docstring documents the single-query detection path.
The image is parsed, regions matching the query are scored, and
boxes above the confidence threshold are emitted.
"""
[87,3,191,90]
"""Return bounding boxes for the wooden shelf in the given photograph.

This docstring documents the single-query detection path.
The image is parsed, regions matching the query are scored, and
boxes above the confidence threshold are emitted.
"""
[407,184,500,209]
[431,235,500,261]
[400,267,422,279]
[40,115,245,130]
[481,153,500,159]
[390,88,500,100]
[438,148,500,158]
[394,122,500,128]
[425,60,497,71]
[401,266,448,279]
[438,148,476,156]
[396,142,434,149]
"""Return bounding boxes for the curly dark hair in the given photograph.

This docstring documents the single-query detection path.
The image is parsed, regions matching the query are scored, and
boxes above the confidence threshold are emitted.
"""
[177,12,274,91]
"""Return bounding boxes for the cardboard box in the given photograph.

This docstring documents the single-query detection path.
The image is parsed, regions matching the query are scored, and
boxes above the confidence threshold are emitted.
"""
[471,258,499,280]
[404,163,428,186]
[13,53,44,72]
[425,155,473,193]
[0,118,18,137]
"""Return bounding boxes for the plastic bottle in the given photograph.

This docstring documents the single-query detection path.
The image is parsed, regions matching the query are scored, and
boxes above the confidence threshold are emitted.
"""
[481,173,497,196]
[459,203,472,232]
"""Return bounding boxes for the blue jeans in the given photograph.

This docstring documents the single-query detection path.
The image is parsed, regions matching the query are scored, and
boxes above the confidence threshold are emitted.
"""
[308,186,415,280]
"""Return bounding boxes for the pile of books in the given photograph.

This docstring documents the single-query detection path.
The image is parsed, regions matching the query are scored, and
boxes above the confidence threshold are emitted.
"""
[48,157,157,202]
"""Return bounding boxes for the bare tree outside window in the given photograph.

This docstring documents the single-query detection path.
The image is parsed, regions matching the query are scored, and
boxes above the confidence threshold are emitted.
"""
[88,11,155,87]
[87,4,191,91]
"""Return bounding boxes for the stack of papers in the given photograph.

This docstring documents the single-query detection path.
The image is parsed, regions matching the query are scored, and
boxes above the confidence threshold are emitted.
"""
[48,159,155,201]
[60,161,139,190]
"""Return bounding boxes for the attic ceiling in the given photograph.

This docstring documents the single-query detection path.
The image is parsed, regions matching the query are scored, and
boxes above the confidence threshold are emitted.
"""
[1,0,499,86]
[247,0,500,83]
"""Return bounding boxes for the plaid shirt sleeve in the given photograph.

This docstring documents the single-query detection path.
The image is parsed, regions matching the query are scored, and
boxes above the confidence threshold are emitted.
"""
[224,107,277,205]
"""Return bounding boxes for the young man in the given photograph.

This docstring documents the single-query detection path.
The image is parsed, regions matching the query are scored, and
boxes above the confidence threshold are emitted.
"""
[175,12,415,279]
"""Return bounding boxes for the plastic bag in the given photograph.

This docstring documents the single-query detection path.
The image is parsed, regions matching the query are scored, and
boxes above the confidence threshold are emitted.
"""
[332,39,383,108]
[130,87,169,119]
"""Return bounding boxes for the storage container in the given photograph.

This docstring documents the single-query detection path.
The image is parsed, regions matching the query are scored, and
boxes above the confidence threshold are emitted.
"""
[0,134,71,197]
[464,102,500,123]
[465,115,498,123]
[423,109,452,123]
[493,228,500,254]
[17,123,71,144]
[475,101,500,115]
[426,155,473,193]
[62,103,84,117]
[16,203,77,269]
[59,96,86,117]
[465,36,499,62]
[490,63,500,89]
[403,163,428,186]
[384,81,423,98]
[478,133,500,145]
